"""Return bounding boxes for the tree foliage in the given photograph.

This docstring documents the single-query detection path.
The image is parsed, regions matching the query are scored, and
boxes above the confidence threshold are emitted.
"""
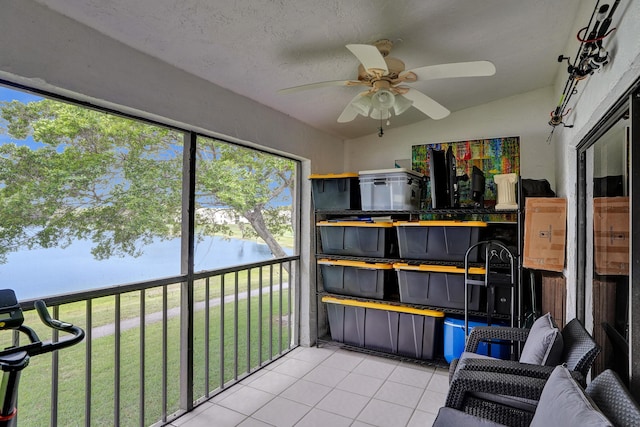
[0,99,295,264]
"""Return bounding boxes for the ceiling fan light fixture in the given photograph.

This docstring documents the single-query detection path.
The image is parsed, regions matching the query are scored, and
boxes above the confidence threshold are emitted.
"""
[393,95,413,116]
[369,107,390,120]
[350,95,372,116]
[371,89,395,110]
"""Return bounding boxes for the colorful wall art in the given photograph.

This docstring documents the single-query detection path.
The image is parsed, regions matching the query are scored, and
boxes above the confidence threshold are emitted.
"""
[412,136,520,208]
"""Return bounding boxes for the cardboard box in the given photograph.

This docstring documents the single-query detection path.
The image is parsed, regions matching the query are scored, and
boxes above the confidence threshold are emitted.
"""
[523,198,566,272]
[593,197,629,276]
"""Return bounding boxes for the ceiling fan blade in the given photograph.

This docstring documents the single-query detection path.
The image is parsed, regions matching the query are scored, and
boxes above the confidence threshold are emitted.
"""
[337,104,359,123]
[346,44,388,74]
[278,80,357,94]
[402,89,450,120]
[406,61,496,81]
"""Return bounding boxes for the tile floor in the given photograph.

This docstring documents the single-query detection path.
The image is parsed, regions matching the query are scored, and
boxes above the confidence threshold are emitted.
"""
[170,343,449,427]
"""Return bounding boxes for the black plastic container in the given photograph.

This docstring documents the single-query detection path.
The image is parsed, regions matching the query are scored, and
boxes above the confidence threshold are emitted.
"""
[395,220,487,262]
[317,221,396,257]
[310,173,361,210]
[323,296,444,360]
[318,259,396,300]
[394,263,485,310]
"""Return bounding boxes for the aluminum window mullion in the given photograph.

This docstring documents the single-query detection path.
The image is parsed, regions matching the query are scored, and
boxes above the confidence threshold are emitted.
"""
[180,132,196,410]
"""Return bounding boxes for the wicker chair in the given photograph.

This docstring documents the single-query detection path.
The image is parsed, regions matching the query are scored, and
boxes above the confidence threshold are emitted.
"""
[445,317,600,425]
[434,367,640,427]
[449,317,600,384]
[586,369,640,427]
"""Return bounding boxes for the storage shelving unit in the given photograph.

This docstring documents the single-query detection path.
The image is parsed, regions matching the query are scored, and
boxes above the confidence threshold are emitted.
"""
[315,208,523,365]
[314,206,523,364]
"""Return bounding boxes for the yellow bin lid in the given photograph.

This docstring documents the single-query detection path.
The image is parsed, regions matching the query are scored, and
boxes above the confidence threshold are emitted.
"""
[316,220,394,228]
[394,220,488,227]
[309,173,359,179]
[318,259,393,269]
[392,263,486,275]
[322,295,444,317]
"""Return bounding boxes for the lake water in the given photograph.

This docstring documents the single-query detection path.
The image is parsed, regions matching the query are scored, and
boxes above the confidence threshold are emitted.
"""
[0,236,291,300]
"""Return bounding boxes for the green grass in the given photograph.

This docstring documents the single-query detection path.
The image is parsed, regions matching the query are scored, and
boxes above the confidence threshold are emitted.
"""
[5,270,292,427]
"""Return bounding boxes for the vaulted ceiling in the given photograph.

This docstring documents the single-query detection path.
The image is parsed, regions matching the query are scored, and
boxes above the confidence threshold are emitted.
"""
[34,0,583,139]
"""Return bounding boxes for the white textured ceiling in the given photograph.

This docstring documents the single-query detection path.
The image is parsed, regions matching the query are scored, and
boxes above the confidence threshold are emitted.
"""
[34,0,582,139]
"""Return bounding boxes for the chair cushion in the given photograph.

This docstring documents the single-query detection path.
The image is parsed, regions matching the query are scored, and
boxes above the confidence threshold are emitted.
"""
[519,313,563,365]
[530,366,612,427]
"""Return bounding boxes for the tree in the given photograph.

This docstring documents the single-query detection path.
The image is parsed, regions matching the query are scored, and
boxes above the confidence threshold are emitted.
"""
[0,98,295,264]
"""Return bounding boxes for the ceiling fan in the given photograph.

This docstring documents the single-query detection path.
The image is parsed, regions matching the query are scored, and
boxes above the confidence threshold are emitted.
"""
[279,39,496,123]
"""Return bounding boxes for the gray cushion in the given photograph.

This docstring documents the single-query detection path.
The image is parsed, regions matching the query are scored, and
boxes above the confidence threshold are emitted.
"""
[519,313,563,365]
[530,366,612,427]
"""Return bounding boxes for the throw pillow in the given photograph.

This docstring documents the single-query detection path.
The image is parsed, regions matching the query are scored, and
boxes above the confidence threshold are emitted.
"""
[530,366,611,427]
[519,313,563,365]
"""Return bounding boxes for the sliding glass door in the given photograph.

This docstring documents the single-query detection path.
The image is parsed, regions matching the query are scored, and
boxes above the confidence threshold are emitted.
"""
[577,85,639,398]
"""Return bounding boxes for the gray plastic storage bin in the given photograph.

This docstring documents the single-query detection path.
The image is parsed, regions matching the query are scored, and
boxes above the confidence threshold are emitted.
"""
[359,168,425,210]
[318,259,395,299]
[395,220,487,262]
[394,263,485,310]
[317,221,396,257]
[323,296,444,360]
[309,173,361,210]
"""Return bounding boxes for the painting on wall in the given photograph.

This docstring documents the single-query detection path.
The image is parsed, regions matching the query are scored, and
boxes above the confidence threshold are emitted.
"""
[412,136,520,208]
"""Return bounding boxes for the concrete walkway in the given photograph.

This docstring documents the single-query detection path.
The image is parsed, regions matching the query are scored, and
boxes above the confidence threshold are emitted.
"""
[90,282,290,338]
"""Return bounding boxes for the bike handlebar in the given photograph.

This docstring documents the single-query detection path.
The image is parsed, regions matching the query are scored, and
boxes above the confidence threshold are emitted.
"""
[32,300,85,355]
[0,300,85,360]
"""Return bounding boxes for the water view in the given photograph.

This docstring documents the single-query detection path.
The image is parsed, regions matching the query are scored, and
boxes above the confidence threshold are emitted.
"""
[1,236,290,300]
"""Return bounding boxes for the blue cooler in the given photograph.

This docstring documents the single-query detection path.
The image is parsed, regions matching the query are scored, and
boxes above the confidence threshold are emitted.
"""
[443,317,510,363]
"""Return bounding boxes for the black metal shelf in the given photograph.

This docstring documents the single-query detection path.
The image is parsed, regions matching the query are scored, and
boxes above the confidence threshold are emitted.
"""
[313,195,524,364]
[314,208,518,216]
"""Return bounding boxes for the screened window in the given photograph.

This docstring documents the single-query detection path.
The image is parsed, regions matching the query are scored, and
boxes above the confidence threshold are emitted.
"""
[0,85,299,300]
[194,136,297,272]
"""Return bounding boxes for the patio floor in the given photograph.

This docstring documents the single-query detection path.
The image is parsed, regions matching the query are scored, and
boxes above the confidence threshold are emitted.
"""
[169,343,449,427]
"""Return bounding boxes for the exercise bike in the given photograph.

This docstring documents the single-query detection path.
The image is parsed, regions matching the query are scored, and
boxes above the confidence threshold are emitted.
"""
[0,289,85,426]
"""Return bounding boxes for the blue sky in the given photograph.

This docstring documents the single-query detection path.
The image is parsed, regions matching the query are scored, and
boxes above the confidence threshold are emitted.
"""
[0,85,43,148]
[0,86,42,103]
